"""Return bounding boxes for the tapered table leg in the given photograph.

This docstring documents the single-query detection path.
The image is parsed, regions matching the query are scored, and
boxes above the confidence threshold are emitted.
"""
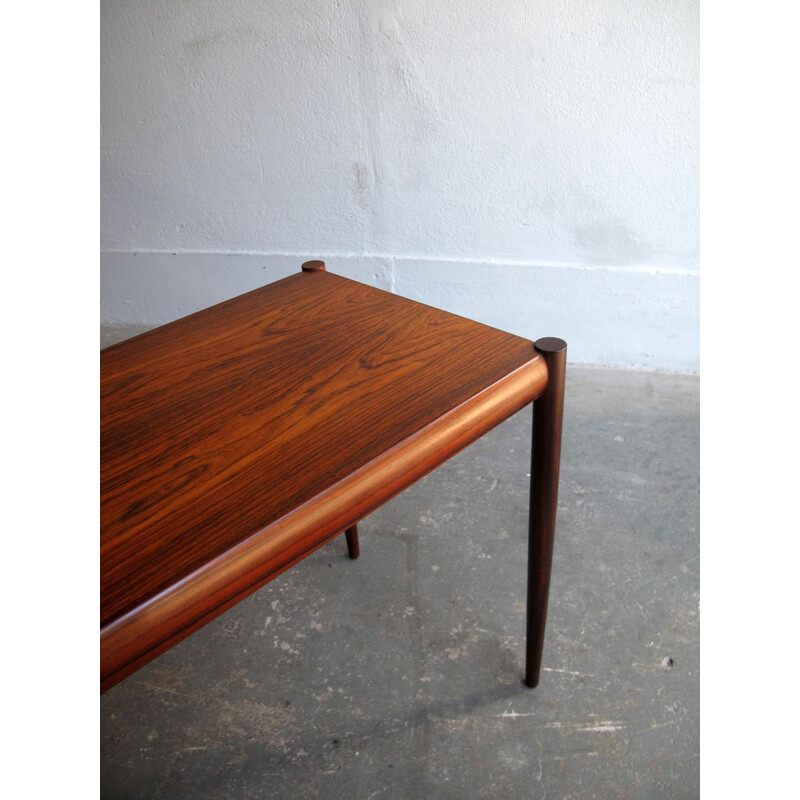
[345,524,360,559]
[525,337,567,688]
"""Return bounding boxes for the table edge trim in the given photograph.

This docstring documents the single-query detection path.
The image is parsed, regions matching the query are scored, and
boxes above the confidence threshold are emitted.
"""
[100,353,549,691]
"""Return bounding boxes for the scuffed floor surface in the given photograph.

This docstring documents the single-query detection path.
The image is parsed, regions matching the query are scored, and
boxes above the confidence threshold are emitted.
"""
[100,337,699,799]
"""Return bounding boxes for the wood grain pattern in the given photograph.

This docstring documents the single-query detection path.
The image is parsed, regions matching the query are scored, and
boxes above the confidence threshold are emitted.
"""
[101,270,548,690]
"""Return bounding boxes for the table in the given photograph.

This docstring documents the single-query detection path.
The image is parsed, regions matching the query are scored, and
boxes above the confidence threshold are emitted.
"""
[101,261,566,693]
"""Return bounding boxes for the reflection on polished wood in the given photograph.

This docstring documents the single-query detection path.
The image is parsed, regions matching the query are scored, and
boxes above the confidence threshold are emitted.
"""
[101,265,560,693]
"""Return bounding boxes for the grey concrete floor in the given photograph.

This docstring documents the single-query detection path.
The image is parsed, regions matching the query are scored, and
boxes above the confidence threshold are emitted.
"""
[101,328,699,799]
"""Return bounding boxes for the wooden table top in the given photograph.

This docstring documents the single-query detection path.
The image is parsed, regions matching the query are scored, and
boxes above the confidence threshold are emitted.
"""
[101,270,547,686]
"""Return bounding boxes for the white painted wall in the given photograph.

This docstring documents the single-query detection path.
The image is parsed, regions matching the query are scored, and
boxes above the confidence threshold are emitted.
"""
[101,0,699,371]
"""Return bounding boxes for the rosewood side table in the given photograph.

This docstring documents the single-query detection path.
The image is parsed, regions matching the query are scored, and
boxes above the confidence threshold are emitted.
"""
[101,262,566,693]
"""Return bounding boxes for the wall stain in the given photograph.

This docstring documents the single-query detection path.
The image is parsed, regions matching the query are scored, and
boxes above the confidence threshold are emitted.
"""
[574,215,653,266]
[352,162,371,210]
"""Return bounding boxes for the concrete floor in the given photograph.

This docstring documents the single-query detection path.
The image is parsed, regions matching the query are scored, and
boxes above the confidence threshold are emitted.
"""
[101,327,699,799]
